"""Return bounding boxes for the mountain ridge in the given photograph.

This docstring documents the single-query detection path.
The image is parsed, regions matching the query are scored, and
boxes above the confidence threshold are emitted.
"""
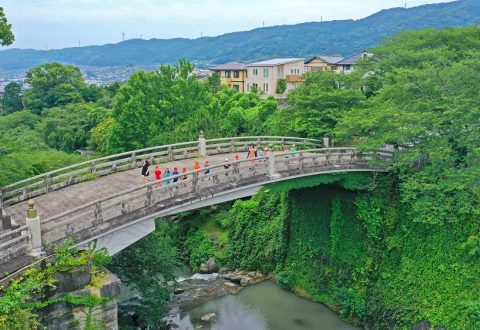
[0,0,479,71]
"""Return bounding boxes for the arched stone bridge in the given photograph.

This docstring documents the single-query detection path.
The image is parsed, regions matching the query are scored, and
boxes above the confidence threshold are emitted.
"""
[0,135,392,279]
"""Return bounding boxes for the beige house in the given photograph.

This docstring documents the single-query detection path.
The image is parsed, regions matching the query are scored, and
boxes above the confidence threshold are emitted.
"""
[245,58,305,96]
[305,55,344,72]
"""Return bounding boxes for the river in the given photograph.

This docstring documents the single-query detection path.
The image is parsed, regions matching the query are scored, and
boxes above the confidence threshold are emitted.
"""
[171,280,361,330]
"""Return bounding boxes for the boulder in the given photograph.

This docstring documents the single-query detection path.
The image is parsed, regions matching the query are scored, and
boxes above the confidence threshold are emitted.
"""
[206,257,218,273]
[240,276,252,287]
[200,313,217,322]
[199,264,209,274]
[228,274,244,284]
[219,266,230,274]
[223,282,237,289]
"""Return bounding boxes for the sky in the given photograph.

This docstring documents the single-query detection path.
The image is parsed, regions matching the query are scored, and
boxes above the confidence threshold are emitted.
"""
[2,0,453,50]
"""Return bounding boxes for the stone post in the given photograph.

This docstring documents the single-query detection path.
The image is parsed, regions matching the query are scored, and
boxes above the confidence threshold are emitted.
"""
[198,131,207,157]
[26,199,43,257]
[268,154,281,179]
[323,137,330,148]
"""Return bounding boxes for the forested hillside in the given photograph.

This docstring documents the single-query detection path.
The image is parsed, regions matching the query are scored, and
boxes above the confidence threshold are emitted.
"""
[0,0,479,71]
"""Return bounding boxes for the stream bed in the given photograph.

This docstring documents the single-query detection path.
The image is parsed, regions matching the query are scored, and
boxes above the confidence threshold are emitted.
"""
[170,280,361,330]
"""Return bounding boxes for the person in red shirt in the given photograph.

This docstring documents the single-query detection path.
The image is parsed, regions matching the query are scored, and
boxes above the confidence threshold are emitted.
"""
[154,165,162,187]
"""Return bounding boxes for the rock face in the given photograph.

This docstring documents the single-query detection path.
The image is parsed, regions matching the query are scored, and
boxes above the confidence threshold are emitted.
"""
[201,312,217,322]
[38,269,121,330]
[207,257,218,273]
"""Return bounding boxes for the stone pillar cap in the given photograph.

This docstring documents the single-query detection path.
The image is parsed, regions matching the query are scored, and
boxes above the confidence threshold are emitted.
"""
[27,199,37,219]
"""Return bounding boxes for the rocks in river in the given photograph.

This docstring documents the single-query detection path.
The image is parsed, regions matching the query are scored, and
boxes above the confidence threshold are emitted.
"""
[199,263,209,274]
[173,288,185,294]
[223,282,237,289]
[240,276,252,287]
[223,270,270,287]
[227,274,244,284]
[200,313,217,322]
[219,266,230,274]
[207,257,218,273]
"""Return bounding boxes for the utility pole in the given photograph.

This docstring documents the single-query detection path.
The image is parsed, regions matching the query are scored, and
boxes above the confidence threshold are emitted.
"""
[262,21,265,28]
[122,32,125,41]
[140,34,143,39]
[321,16,323,22]
[405,2,407,8]
[78,40,81,47]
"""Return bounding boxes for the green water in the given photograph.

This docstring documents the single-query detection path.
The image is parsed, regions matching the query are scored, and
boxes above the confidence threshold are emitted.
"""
[177,280,361,330]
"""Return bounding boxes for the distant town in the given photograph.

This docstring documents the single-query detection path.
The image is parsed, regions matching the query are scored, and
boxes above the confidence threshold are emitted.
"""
[0,51,369,97]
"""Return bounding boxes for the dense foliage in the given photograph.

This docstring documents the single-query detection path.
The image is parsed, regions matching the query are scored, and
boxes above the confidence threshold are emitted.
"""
[0,0,479,71]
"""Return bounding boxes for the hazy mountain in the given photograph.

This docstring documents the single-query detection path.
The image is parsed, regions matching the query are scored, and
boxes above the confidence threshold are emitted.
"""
[0,0,479,72]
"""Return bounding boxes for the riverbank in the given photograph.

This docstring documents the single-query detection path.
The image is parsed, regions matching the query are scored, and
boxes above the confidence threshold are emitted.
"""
[165,269,360,330]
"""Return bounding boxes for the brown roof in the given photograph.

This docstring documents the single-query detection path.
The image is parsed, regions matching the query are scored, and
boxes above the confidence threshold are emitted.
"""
[210,62,247,71]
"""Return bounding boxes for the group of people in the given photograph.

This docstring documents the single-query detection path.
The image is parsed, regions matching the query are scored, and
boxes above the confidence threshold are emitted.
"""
[140,143,299,182]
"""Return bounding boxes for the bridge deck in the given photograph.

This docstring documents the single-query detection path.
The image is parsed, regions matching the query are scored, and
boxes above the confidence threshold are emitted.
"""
[5,153,237,226]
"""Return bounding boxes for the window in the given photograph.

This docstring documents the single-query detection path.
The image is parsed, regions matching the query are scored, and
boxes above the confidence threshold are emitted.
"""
[263,68,269,78]
[225,70,231,78]
[344,65,351,71]
[277,68,284,78]
[263,83,269,92]
[232,84,240,91]
[253,68,258,76]
[215,71,222,78]
[251,83,258,91]
[234,71,240,78]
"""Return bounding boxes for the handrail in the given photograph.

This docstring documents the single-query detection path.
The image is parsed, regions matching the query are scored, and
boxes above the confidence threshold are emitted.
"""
[0,136,323,207]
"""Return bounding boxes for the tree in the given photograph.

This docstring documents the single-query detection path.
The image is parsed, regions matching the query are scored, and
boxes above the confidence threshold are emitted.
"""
[335,26,480,225]
[108,221,178,327]
[275,71,366,139]
[276,78,287,94]
[0,82,23,114]
[23,63,86,114]
[41,103,109,152]
[0,7,14,46]
[107,59,215,153]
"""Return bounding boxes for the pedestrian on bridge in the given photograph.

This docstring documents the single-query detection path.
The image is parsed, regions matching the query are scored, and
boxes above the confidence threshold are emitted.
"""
[154,165,162,187]
[194,160,201,175]
[264,147,270,157]
[181,167,188,187]
[164,168,171,185]
[141,160,150,182]
[172,167,179,183]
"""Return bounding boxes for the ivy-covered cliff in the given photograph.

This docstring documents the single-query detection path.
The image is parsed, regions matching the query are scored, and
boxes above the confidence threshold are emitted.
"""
[221,173,480,329]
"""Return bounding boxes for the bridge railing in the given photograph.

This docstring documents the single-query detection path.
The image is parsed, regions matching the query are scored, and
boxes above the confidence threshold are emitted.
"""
[36,148,391,248]
[0,135,323,208]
